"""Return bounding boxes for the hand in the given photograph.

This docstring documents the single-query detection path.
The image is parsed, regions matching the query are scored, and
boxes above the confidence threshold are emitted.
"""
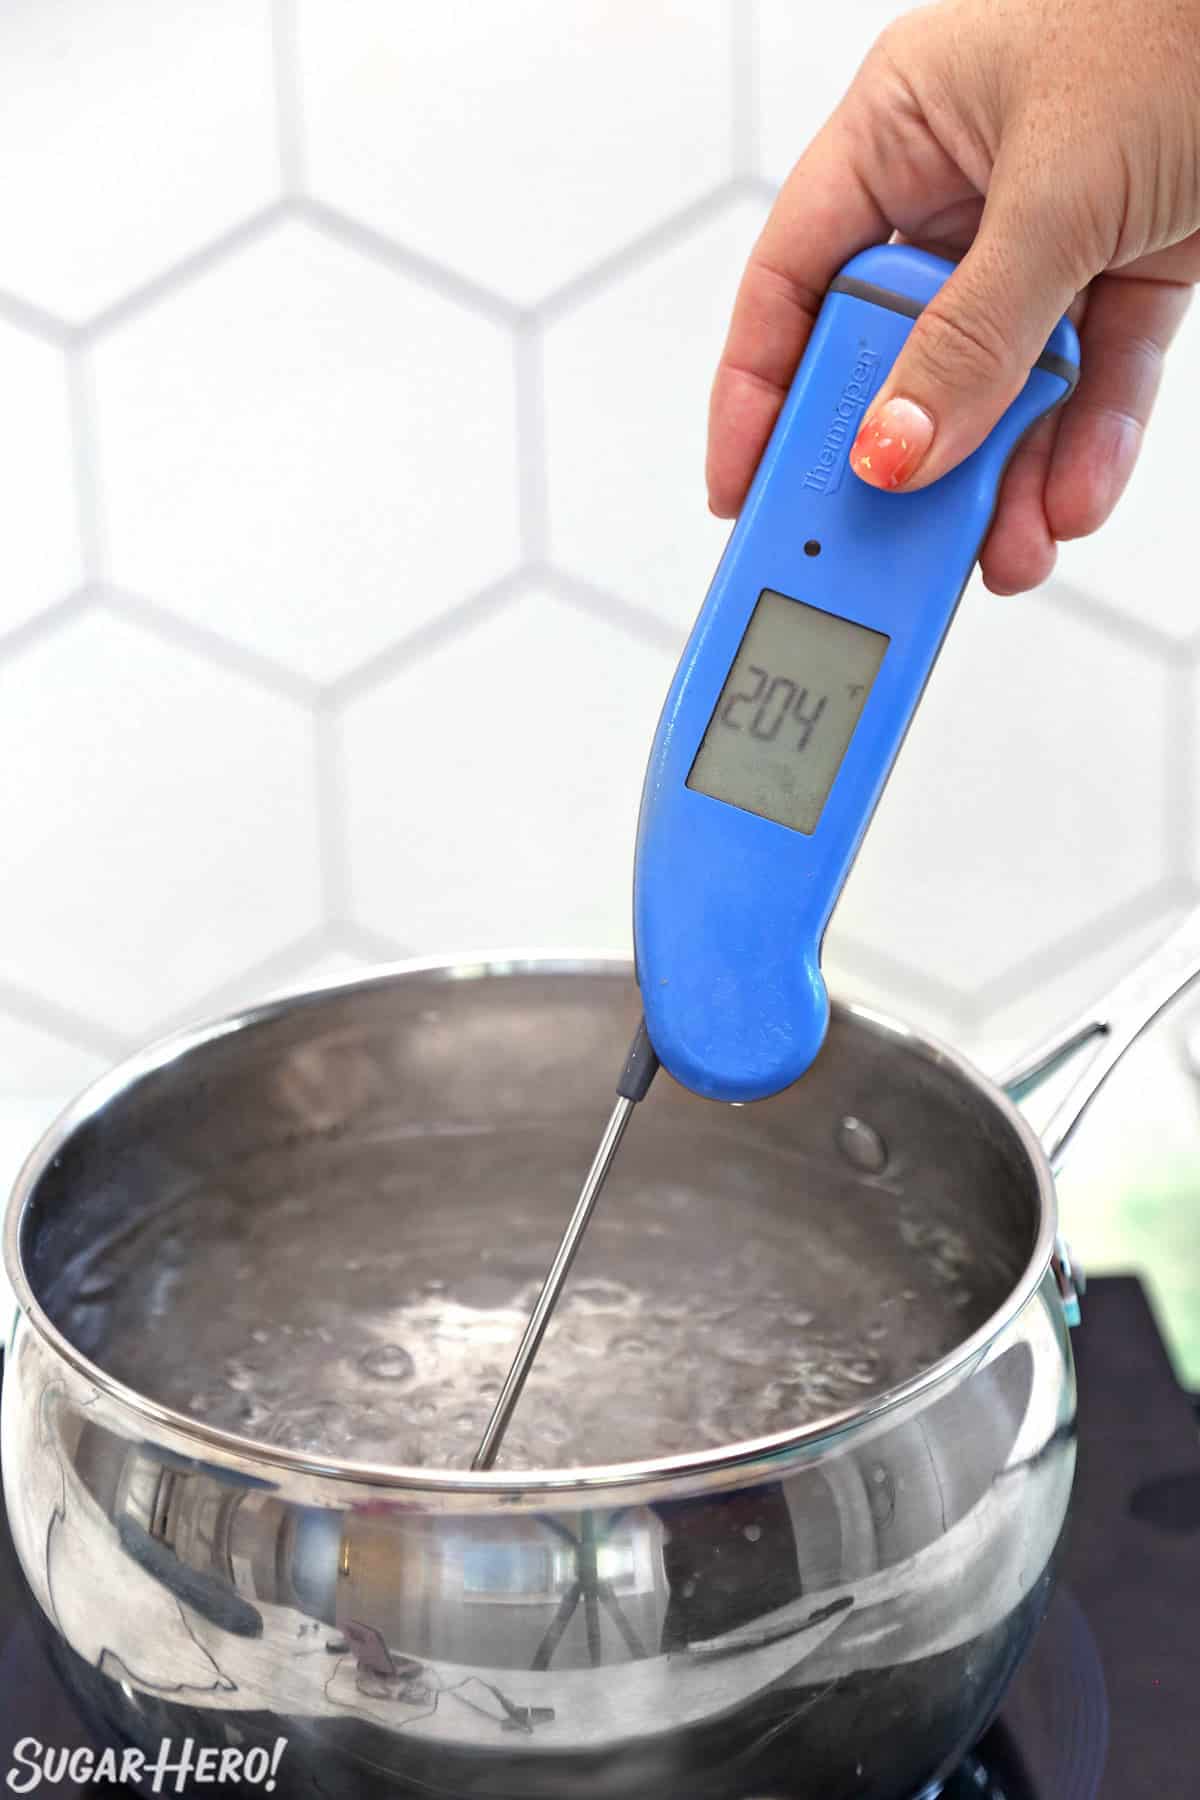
[707,0,1200,594]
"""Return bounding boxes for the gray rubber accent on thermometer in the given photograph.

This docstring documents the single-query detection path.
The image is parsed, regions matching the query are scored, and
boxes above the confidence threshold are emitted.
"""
[828,274,1080,393]
[617,1017,660,1101]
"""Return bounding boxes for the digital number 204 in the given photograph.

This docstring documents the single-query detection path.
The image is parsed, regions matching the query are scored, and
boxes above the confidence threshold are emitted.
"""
[720,666,827,751]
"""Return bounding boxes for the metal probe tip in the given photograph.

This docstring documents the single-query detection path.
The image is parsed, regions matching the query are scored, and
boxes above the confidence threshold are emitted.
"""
[471,1020,658,1472]
[470,1094,636,1471]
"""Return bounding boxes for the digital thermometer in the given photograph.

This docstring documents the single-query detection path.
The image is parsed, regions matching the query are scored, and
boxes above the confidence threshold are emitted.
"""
[632,242,1080,1104]
[473,241,1080,1468]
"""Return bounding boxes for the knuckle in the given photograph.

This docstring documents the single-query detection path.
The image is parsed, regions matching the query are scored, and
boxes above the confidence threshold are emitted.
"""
[864,2,944,89]
[867,18,907,66]
[745,251,826,332]
[908,296,1013,393]
[868,9,923,68]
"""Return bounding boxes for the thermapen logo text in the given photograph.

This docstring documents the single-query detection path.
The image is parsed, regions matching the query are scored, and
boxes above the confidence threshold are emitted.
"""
[6,1737,288,1793]
[801,345,881,495]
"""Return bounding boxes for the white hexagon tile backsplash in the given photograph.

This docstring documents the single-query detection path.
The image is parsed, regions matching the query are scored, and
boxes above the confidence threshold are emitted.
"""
[0,0,280,323]
[544,195,769,632]
[340,582,678,951]
[827,578,1176,1018]
[0,605,322,1036]
[0,319,79,636]
[293,0,736,306]
[2,0,1200,1349]
[92,218,521,683]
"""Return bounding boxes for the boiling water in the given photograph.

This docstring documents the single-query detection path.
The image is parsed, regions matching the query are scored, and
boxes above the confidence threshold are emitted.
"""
[66,1120,1016,1470]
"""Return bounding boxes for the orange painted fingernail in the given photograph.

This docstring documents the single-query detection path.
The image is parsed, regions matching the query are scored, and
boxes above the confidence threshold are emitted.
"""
[849,397,935,490]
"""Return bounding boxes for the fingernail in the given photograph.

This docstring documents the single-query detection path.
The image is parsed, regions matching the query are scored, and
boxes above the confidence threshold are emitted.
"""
[849,398,935,490]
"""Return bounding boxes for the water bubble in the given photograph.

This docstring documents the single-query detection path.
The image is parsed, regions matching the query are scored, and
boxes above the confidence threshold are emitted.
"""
[655,1299,690,1322]
[267,1401,343,1450]
[570,1278,632,1310]
[358,1344,416,1382]
[76,1266,119,1301]
[835,1116,889,1174]
[96,1119,991,1468]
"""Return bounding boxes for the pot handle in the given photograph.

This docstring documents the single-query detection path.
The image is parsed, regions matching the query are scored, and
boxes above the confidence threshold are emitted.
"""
[999,906,1200,1169]
[998,906,1200,1326]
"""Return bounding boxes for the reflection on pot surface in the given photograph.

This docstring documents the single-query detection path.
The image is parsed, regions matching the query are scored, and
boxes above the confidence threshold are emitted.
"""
[4,962,1079,1799]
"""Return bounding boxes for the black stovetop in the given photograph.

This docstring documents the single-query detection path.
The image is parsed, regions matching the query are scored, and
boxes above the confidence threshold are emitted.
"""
[0,1276,1197,1798]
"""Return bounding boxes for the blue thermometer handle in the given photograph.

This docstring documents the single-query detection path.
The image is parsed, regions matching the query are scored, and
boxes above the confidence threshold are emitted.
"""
[632,244,1080,1105]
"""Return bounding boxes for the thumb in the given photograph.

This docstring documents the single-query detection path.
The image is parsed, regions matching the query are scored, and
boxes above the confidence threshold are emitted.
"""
[848,179,1091,494]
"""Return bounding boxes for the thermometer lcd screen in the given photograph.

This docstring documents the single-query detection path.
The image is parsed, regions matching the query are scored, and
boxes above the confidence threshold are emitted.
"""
[687,589,888,834]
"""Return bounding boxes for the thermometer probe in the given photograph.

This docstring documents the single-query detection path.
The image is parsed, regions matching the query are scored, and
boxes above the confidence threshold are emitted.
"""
[472,243,1080,1469]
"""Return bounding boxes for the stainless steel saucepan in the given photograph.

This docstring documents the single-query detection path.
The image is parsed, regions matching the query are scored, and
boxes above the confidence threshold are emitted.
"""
[3,915,1199,1800]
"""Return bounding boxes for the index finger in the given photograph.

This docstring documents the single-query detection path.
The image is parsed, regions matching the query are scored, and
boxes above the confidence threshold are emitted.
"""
[706,112,890,518]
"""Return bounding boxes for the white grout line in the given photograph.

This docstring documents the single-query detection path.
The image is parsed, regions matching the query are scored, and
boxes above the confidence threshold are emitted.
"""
[0,589,93,666]
[271,0,307,198]
[296,197,521,328]
[729,0,760,180]
[1168,662,1198,886]
[80,205,290,342]
[97,586,319,704]
[969,884,1185,1020]
[322,569,530,706]
[65,348,106,583]
[547,569,686,654]
[823,933,974,1026]
[314,708,350,919]
[150,926,333,1035]
[0,286,71,347]
[1043,574,1184,659]
[535,182,750,325]
[514,319,549,563]
[0,981,130,1061]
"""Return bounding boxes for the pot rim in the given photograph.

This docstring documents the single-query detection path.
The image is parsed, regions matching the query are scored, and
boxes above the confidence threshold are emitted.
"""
[2,949,1060,1496]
